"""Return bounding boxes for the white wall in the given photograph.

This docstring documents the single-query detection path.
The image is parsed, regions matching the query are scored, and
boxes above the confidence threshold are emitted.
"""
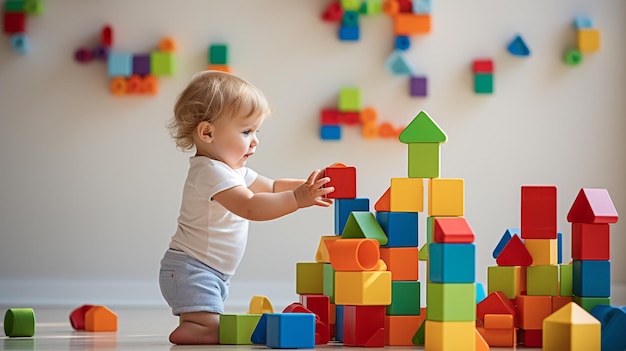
[1,0,625,310]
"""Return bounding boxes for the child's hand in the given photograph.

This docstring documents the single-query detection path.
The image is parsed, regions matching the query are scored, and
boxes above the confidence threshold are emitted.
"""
[294,169,334,208]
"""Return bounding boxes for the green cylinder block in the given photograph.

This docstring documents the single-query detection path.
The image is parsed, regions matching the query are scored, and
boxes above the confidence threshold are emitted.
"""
[4,308,35,337]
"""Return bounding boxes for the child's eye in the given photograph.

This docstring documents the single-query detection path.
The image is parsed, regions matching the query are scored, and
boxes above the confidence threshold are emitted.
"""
[243,129,251,135]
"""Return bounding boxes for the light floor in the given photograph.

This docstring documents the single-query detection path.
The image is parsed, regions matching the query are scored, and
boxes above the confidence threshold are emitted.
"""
[0,307,535,350]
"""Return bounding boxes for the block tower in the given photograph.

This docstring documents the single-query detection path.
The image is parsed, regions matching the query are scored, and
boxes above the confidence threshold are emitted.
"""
[566,188,618,312]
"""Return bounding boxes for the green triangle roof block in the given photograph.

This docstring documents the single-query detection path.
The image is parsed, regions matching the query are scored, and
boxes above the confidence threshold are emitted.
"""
[399,111,447,143]
[341,211,388,245]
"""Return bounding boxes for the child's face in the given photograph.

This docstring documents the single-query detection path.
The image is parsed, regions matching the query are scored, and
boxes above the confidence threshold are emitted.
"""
[205,112,264,169]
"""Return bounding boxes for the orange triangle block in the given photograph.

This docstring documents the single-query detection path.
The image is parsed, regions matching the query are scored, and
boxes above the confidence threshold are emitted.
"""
[495,234,532,266]
[374,187,391,212]
[567,188,619,224]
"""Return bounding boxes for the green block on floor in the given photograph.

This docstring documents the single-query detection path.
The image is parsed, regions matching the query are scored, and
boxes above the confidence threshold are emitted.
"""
[426,282,475,321]
[559,264,573,296]
[526,265,559,296]
[219,314,262,345]
[322,263,335,303]
[150,51,176,76]
[209,44,228,65]
[474,73,493,94]
[573,296,610,313]
[387,281,421,315]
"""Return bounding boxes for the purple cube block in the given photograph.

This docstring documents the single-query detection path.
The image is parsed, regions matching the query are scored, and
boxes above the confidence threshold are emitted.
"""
[133,54,151,76]
[410,76,428,97]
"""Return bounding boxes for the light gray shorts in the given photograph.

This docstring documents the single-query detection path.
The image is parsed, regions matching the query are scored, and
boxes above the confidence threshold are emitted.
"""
[159,249,231,315]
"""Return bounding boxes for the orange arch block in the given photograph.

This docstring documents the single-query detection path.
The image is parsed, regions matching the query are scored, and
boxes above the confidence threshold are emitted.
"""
[85,305,118,332]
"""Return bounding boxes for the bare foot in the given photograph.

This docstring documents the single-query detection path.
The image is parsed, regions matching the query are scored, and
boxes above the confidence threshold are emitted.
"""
[168,312,220,345]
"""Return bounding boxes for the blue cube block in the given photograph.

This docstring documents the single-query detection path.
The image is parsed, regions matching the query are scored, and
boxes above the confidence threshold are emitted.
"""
[107,52,132,77]
[335,305,344,342]
[376,212,418,247]
[573,259,611,297]
[266,313,315,349]
[591,305,626,351]
[335,198,369,235]
[320,125,341,140]
[338,25,359,41]
[429,243,475,283]
[412,0,431,14]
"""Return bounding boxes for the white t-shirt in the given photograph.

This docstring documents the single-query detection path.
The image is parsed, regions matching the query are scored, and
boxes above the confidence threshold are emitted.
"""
[169,156,258,275]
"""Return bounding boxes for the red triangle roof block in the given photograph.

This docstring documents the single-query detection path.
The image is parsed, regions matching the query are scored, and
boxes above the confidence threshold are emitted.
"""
[495,234,533,266]
[567,188,619,224]
[476,291,517,323]
[433,217,475,243]
[374,187,391,212]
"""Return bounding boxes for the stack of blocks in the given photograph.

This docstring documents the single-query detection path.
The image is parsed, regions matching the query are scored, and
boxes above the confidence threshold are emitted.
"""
[472,59,493,94]
[2,0,43,54]
[208,43,230,72]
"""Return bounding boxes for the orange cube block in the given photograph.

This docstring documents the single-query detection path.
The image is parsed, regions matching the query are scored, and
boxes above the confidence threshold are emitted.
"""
[380,247,418,281]
[394,14,431,35]
[385,315,423,346]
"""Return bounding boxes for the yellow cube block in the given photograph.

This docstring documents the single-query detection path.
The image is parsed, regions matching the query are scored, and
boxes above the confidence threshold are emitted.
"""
[296,262,325,294]
[428,178,464,217]
[390,178,424,212]
[335,271,391,305]
[577,28,600,53]
[524,239,557,266]
[425,320,476,351]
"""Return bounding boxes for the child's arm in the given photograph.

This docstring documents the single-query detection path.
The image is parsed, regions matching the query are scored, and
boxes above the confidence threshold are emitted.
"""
[248,176,305,194]
[212,169,334,221]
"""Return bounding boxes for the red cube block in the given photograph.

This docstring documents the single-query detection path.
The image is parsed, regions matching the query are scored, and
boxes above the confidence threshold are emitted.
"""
[320,108,340,125]
[343,305,385,347]
[324,165,356,199]
[571,223,610,260]
[3,12,26,34]
[521,186,557,239]
[472,59,494,73]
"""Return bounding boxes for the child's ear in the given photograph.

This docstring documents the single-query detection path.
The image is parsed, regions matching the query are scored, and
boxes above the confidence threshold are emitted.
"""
[196,121,214,143]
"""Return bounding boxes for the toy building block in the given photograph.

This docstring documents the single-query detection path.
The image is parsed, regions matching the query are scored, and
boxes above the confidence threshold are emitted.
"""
[487,266,522,299]
[132,54,151,76]
[249,296,273,314]
[334,271,392,305]
[543,302,601,351]
[315,235,341,263]
[518,329,542,347]
[107,52,133,77]
[340,0,360,10]
[380,247,418,280]
[399,111,447,178]
[100,25,113,47]
[360,107,377,124]
[74,47,93,63]
[574,15,593,29]
[209,44,228,65]
[475,328,491,351]
[472,59,493,73]
[433,217,474,244]
[150,51,176,76]
[385,50,414,75]
[591,305,626,351]
[339,111,359,125]
[507,34,530,56]
[329,238,381,271]
[338,87,360,112]
[476,291,517,323]
[85,305,117,332]
[560,263,573,296]
[516,295,553,330]
[409,76,427,97]
[492,228,519,258]
[207,64,231,72]
[521,185,557,239]
[361,0,383,14]
[341,212,389,245]
[424,320,476,351]
[524,239,557,265]
[563,47,583,66]
[321,0,343,22]
[142,75,158,95]
[477,314,516,347]
[428,178,464,217]
[342,10,359,26]
[4,0,25,11]
[411,315,426,345]
[376,211,418,247]
[320,125,341,140]
[219,314,262,344]
[321,108,340,125]
[3,12,25,34]
[4,308,35,337]
[577,28,600,53]
[322,264,335,302]
[430,243,475,283]
[571,223,610,260]
[69,304,94,330]
[338,25,360,41]
[474,73,493,94]
[334,198,369,234]
[476,282,487,304]
[394,13,430,35]
[426,282,476,321]
[126,75,142,94]
[343,305,386,347]
[574,296,611,313]
[251,313,268,344]
[495,234,532,266]
[399,110,447,143]
[567,188,619,224]
[526,265,559,296]
[299,295,330,339]
[573,259,610,297]
[553,296,573,312]
[324,164,356,199]
[266,313,316,349]
[385,315,423,346]
[92,45,109,61]
[387,281,420,315]
[23,0,43,14]
[558,232,563,264]
[296,262,325,294]
[412,0,431,14]
[395,35,411,51]
[10,33,28,54]
[390,178,424,212]
[418,242,429,261]
[158,37,177,52]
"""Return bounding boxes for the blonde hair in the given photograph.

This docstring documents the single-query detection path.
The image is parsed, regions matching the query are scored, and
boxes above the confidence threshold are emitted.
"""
[168,70,271,151]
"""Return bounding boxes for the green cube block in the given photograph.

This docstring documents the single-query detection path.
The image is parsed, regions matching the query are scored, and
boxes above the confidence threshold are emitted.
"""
[408,143,440,179]
[296,262,324,294]
[24,0,43,14]
[341,0,361,10]
[361,0,383,14]
[338,87,361,112]
[559,264,573,296]
[4,0,25,12]
[487,266,520,299]
[322,263,335,303]
[526,265,559,296]
[387,281,421,315]
[209,44,228,65]
[474,73,493,94]
[150,51,176,76]
[426,282,475,321]
[573,296,610,313]
[219,314,261,344]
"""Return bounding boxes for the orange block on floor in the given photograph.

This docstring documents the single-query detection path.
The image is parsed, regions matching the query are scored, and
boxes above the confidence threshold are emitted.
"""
[385,315,423,346]
[380,247,418,281]
[85,305,118,332]
[394,14,431,35]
